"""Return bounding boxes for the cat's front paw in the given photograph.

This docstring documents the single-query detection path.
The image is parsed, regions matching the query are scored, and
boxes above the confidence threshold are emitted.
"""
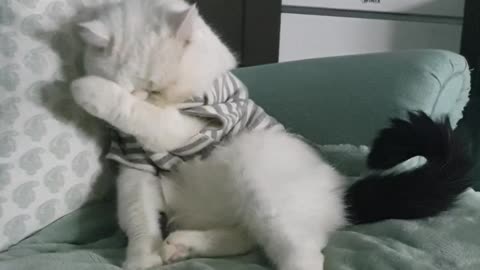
[70,76,126,120]
[161,231,196,264]
[123,253,163,270]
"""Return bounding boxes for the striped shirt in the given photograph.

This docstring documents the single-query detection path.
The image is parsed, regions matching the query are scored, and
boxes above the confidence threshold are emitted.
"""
[106,72,284,175]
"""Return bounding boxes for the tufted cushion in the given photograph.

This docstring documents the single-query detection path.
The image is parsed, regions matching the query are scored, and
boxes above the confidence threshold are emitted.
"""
[0,0,113,251]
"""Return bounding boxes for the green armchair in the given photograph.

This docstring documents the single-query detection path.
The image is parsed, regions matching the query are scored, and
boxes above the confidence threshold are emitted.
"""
[2,50,479,270]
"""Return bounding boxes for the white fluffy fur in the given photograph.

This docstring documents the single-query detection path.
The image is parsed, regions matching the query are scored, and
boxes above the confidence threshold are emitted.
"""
[71,1,347,270]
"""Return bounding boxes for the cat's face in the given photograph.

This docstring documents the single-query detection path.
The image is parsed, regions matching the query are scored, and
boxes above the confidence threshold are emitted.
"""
[77,0,236,100]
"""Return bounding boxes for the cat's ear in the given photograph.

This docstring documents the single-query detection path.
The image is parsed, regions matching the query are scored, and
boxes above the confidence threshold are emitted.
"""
[77,20,111,48]
[175,4,198,41]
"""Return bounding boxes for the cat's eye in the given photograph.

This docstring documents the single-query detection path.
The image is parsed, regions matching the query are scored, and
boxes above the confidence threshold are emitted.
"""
[94,46,106,54]
[92,38,112,54]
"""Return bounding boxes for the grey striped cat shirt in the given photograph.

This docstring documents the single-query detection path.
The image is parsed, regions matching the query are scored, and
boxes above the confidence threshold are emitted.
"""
[106,72,284,175]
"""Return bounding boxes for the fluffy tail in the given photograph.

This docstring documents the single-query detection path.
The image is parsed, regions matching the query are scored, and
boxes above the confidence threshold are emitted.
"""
[345,111,472,225]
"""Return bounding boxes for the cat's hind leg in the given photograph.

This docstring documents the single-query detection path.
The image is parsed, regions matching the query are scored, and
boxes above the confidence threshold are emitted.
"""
[161,228,255,264]
[251,217,328,270]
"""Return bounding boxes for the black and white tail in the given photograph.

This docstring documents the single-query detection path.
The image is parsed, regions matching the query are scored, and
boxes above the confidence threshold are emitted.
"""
[345,111,473,225]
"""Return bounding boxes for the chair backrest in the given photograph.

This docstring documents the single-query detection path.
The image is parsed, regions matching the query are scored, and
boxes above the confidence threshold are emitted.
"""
[234,50,477,189]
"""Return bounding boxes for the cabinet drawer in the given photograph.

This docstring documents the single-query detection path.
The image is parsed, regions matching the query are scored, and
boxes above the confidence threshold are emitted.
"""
[279,14,462,62]
[282,0,465,17]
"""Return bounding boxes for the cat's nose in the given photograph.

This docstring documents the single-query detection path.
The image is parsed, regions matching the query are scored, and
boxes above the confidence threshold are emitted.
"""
[132,77,149,90]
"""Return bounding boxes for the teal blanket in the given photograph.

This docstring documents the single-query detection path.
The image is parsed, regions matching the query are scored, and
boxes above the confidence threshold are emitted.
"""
[1,189,479,270]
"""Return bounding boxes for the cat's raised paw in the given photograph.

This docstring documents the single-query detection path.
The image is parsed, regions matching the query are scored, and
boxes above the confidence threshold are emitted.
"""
[70,76,126,119]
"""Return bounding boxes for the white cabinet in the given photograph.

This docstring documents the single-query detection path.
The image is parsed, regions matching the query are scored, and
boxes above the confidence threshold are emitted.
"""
[279,0,464,62]
[283,0,465,17]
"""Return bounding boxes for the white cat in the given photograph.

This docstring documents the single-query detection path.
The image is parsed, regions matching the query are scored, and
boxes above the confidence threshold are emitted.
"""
[70,1,472,270]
